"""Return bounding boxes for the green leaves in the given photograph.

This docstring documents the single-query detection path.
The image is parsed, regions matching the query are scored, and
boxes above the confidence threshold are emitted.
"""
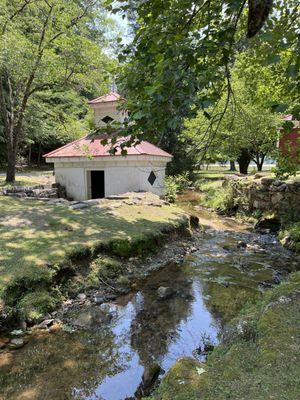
[266,54,281,65]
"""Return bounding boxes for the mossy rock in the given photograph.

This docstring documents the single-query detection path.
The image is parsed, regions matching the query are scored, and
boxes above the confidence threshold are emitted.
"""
[17,290,60,323]
[150,357,206,400]
[108,235,161,258]
[91,255,124,280]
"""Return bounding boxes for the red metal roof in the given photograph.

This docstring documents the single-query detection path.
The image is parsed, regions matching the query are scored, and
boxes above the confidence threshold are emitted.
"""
[44,135,172,159]
[88,92,123,105]
[283,114,293,121]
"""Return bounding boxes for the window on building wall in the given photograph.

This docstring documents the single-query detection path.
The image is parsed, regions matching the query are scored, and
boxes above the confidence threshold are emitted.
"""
[148,171,157,186]
[102,115,114,124]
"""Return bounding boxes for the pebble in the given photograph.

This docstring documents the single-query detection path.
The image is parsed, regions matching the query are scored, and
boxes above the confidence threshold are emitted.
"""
[77,293,87,301]
[157,286,175,300]
[49,323,61,333]
[237,240,247,248]
[8,338,26,350]
[10,329,24,337]
[94,296,105,305]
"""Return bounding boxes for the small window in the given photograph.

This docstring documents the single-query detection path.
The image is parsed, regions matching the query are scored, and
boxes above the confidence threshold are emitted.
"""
[148,171,157,186]
[102,115,114,124]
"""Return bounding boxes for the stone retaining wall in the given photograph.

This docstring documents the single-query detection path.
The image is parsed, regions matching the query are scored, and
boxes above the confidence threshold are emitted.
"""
[0,183,67,199]
[225,176,300,220]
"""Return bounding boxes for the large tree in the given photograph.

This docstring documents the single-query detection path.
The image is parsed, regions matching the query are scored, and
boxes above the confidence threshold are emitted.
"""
[108,0,299,158]
[183,76,282,174]
[0,0,114,182]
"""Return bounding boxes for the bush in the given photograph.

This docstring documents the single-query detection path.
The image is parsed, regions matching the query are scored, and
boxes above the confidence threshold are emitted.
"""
[165,173,192,202]
[272,154,299,180]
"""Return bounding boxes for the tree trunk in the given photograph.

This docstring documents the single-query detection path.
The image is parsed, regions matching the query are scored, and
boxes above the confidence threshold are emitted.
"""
[6,145,17,182]
[237,149,251,174]
[28,144,32,166]
[229,160,236,171]
[37,143,42,167]
[257,163,263,171]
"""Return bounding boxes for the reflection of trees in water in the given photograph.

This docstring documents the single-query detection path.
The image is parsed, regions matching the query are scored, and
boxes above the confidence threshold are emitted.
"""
[200,279,259,327]
[1,327,125,400]
[130,264,194,368]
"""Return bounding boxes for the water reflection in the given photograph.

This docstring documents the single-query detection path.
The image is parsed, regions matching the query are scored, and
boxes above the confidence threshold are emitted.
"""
[0,220,295,399]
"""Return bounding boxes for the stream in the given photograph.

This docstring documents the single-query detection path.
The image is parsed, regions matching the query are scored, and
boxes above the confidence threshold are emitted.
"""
[0,195,298,400]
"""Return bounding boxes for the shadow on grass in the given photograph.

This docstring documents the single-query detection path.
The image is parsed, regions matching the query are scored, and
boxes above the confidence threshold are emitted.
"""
[0,197,186,296]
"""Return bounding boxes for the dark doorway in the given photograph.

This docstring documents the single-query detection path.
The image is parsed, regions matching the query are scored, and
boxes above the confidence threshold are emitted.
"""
[90,170,105,199]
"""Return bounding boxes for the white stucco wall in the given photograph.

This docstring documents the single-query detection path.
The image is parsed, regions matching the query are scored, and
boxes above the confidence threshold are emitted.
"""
[91,103,127,127]
[55,167,86,201]
[51,157,170,200]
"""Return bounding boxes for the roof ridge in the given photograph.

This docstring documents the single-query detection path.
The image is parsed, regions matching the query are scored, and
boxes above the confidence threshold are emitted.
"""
[88,92,122,104]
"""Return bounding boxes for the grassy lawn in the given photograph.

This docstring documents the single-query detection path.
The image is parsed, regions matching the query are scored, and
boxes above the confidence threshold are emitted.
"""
[0,170,54,188]
[0,195,186,323]
[0,196,185,294]
[196,165,300,182]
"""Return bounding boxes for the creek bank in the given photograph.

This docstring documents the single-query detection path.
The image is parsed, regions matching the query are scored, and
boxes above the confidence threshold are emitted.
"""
[193,174,300,252]
[0,192,189,332]
[0,212,193,335]
[43,227,201,332]
[149,271,300,400]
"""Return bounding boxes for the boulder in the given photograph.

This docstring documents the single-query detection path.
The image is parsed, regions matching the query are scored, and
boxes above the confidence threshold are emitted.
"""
[38,319,54,329]
[10,329,25,337]
[190,215,199,228]
[271,192,283,205]
[71,203,89,210]
[261,177,274,186]
[255,215,280,233]
[135,364,161,397]
[157,286,175,300]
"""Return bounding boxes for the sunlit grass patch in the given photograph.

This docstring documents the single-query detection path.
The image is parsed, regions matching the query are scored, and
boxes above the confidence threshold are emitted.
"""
[0,196,186,313]
[0,170,54,187]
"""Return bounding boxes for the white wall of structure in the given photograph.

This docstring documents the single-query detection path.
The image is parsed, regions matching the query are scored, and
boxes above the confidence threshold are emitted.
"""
[49,156,169,201]
[91,103,127,127]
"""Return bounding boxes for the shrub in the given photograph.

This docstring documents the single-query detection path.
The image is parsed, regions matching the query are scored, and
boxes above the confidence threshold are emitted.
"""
[165,173,192,202]
[272,154,299,179]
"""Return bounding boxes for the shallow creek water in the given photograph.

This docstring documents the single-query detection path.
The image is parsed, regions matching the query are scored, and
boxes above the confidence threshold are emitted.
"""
[0,201,297,400]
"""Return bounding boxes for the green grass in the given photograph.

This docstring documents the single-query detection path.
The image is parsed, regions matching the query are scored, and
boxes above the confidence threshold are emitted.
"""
[0,196,186,321]
[0,197,185,293]
[0,170,54,188]
[150,271,300,400]
[279,222,300,252]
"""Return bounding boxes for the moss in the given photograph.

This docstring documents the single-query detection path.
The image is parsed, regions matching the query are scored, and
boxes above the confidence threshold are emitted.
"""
[17,290,60,323]
[279,222,300,253]
[116,275,130,287]
[90,255,124,280]
[108,234,163,258]
[148,357,206,400]
[151,272,300,400]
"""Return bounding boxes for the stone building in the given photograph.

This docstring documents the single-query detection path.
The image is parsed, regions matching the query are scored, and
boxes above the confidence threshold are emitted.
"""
[44,93,172,201]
